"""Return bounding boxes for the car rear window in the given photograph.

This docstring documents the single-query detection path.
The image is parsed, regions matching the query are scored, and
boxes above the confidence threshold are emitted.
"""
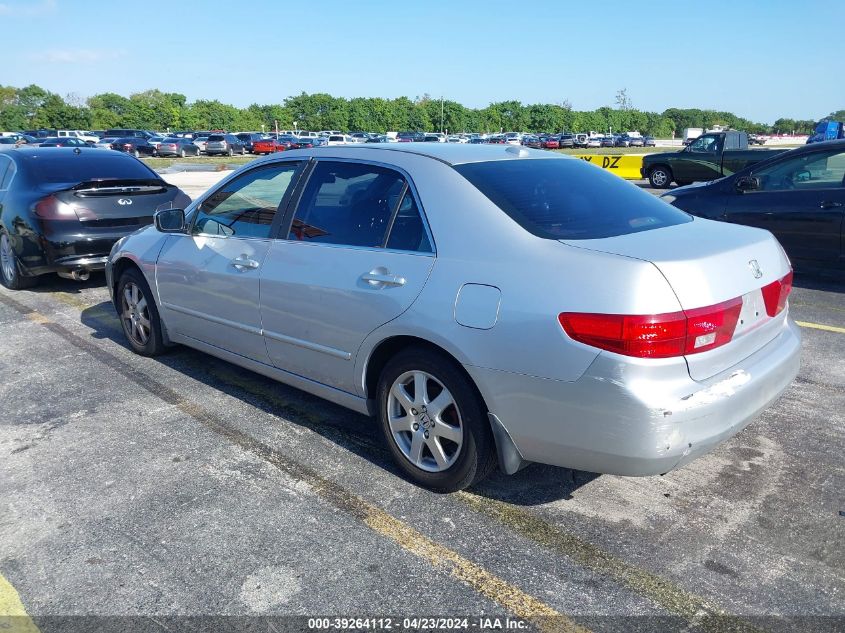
[207,135,225,141]
[23,152,159,183]
[454,158,692,240]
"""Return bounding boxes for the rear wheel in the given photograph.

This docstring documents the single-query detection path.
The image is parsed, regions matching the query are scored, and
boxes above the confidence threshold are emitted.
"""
[133,149,140,158]
[227,147,234,157]
[648,165,672,188]
[241,146,246,155]
[179,148,186,158]
[117,268,166,356]
[377,347,496,492]
[0,232,37,290]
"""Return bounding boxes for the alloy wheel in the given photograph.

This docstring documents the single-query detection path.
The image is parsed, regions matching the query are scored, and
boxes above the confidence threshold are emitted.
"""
[387,370,463,472]
[120,281,151,347]
[0,233,15,282]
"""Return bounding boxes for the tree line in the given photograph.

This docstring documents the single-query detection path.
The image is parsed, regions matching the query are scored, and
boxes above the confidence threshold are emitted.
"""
[0,84,824,137]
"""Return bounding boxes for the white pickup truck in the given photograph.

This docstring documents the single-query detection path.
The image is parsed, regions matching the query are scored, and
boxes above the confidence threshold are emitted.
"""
[57,130,99,144]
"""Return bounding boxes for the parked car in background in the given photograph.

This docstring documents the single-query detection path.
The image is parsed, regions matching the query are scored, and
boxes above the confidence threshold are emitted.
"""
[628,136,644,147]
[397,131,424,142]
[95,137,120,150]
[36,137,90,148]
[643,136,656,147]
[253,137,286,154]
[327,135,349,146]
[0,147,189,288]
[110,137,157,157]
[236,133,265,153]
[205,134,246,156]
[615,135,633,148]
[661,140,845,271]
[585,137,602,148]
[542,136,560,150]
[57,130,99,144]
[642,131,785,188]
[521,136,542,149]
[193,136,209,154]
[105,144,799,492]
[156,137,202,157]
[557,134,575,149]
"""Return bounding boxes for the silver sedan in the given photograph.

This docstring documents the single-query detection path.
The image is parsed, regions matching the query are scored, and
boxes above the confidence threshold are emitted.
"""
[106,144,800,491]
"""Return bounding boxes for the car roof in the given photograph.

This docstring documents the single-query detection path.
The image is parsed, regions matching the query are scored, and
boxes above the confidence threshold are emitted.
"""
[286,142,568,165]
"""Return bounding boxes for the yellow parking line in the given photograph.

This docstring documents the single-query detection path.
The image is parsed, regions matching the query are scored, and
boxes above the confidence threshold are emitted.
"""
[0,573,40,632]
[796,320,845,334]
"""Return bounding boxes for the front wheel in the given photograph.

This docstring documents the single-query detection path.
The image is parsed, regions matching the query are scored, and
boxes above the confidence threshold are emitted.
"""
[648,166,673,188]
[117,268,166,356]
[377,347,496,492]
[0,232,37,290]
[227,147,234,157]
[180,148,186,158]
[133,149,140,158]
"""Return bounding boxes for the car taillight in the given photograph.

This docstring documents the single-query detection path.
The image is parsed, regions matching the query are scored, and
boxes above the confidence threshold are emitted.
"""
[559,297,743,359]
[761,271,793,317]
[34,195,96,221]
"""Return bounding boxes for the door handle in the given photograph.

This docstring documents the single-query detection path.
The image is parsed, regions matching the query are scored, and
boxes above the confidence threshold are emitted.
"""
[361,269,406,287]
[820,200,844,209]
[231,255,260,270]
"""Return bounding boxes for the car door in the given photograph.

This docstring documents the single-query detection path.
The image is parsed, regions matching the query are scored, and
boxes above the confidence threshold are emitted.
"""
[259,159,436,394]
[726,147,845,264]
[674,133,724,183]
[156,160,305,361]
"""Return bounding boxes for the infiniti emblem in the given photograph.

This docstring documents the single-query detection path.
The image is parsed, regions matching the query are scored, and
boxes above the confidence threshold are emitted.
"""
[118,198,132,206]
[748,259,762,279]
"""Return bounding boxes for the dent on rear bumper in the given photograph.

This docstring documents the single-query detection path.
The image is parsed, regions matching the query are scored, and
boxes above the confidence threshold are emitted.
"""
[467,317,801,476]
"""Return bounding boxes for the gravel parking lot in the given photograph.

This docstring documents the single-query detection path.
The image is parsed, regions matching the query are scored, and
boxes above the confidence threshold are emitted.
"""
[1,172,843,633]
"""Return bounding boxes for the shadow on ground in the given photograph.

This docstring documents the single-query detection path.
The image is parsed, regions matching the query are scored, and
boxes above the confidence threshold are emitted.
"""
[80,301,598,505]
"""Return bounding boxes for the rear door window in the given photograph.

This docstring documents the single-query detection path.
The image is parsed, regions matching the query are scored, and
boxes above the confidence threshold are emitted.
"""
[192,162,303,239]
[454,158,692,240]
[287,161,406,247]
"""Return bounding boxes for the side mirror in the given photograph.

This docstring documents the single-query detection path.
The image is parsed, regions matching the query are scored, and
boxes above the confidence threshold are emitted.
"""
[154,208,186,233]
[735,176,760,192]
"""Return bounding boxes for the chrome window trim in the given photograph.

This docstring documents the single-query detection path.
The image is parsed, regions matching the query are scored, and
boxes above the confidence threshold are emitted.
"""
[278,155,437,255]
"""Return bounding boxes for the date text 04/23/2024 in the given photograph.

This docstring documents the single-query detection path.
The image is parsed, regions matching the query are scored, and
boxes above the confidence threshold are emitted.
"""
[307,617,531,630]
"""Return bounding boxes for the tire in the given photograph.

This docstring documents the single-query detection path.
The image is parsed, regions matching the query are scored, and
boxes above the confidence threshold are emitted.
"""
[133,149,140,158]
[0,231,37,290]
[241,146,246,155]
[180,148,186,158]
[377,347,496,492]
[228,147,234,157]
[116,268,166,356]
[648,165,673,188]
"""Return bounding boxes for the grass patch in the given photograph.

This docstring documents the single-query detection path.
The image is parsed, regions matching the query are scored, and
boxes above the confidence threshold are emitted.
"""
[142,155,256,169]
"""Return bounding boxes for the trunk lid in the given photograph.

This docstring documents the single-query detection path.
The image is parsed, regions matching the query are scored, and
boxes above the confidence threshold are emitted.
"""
[49,178,182,222]
[560,218,792,381]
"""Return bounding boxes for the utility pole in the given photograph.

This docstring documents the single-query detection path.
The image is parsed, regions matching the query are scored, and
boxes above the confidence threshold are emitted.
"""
[440,96,444,134]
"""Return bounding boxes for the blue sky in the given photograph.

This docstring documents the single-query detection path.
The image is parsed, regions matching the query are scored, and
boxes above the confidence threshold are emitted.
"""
[4,0,841,123]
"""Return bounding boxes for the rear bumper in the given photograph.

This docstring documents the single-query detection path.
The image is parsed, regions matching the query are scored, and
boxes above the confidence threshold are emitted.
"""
[18,222,152,276]
[466,316,801,476]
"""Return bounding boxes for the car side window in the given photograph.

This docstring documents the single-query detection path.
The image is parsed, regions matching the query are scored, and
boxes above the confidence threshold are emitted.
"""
[689,135,721,153]
[755,151,845,192]
[386,191,433,253]
[193,162,301,239]
[288,161,406,247]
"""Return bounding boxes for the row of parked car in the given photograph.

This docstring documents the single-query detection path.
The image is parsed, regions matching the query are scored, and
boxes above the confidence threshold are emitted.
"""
[3,128,661,157]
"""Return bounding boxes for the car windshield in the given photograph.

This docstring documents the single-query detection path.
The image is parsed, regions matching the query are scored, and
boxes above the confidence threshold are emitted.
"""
[23,152,158,183]
[454,158,692,240]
